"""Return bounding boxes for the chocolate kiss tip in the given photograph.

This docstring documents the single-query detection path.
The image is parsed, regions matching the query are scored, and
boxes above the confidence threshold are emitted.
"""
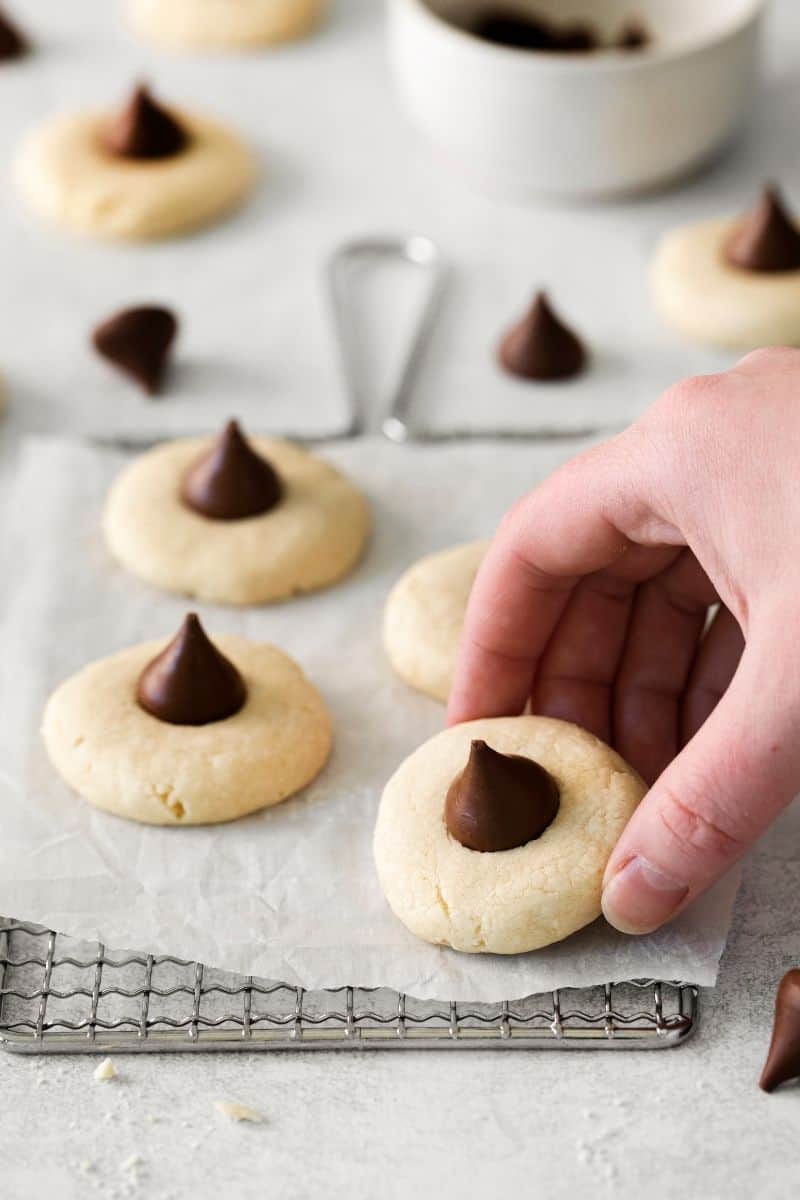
[759,969,800,1093]
[498,290,587,382]
[103,83,188,160]
[0,7,28,59]
[181,419,283,521]
[92,305,178,395]
[726,184,800,274]
[445,739,560,853]
[136,613,246,727]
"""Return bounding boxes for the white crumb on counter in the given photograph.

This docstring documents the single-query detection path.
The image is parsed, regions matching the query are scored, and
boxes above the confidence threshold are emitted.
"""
[121,1153,142,1171]
[214,1099,264,1124]
[93,1057,118,1082]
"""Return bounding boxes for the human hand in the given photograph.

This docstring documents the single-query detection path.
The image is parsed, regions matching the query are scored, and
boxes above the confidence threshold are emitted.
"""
[448,347,800,934]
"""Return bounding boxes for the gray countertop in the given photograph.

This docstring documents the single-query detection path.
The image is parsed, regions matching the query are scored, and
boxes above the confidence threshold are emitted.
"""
[3,1,800,1197]
[1,818,798,1200]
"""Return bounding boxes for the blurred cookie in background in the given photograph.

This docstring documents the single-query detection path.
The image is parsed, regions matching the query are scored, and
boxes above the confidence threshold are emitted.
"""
[651,183,800,350]
[15,82,255,241]
[103,420,371,605]
[126,0,327,51]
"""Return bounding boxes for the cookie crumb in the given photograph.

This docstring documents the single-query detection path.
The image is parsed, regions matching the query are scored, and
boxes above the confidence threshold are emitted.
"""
[214,1099,264,1124]
[94,1057,118,1082]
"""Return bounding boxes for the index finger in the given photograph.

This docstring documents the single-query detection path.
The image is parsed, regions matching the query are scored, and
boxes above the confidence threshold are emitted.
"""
[446,439,675,725]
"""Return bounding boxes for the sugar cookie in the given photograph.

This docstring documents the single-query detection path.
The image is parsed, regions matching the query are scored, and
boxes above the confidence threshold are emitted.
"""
[374,716,645,954]
[126,0,326,50]
[383,541,488,703]
[103,422,370,605]
[15,84,255,241]
[43,615,331,825]
[651,185,800,350]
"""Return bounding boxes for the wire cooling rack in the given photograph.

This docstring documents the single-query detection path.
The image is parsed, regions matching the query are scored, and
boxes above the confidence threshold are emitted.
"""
[0,919,698,1053]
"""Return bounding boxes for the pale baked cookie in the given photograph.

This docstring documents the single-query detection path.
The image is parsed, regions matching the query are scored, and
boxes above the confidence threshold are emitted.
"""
[374,716,645,955]
[383,541,489,703]
[103,426,370,605]
[127,0,326,50]
[651,185,800,349]
[14,87,255,241]
[42,619,331,825]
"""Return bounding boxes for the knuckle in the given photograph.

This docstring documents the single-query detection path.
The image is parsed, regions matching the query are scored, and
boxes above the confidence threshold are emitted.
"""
[497,494,530,540]
[735,345,798,372]
[656,781,749,862]
[636,374,732,502]
[651,373,727,427]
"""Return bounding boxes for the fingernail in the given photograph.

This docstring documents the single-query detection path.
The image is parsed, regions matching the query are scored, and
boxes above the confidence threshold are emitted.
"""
[601,856,689,935]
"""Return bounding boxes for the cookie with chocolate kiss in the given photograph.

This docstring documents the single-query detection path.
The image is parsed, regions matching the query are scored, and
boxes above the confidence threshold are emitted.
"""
[93,305,178,395]
[498,291,587,381]
[137,613,246,727]
[445,739,560,852]
[181,419,283,521]
[374,715,646,954]
[726,185,800,274]
[103,83,189,160]
[43,621,331,824]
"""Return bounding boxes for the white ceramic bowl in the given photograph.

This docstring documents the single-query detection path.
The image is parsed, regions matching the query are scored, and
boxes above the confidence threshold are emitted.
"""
[388,0,764,200]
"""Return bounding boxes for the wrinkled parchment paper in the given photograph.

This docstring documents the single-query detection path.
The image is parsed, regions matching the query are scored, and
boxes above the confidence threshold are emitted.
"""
[0,436,739,999]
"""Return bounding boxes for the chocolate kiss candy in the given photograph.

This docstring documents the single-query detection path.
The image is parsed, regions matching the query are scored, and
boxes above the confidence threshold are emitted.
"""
[103,84,188,160]
[0,6,27,59]
[137,613,246,726]
[759,970,800,1092]
[445,740,560,852]
[92,306,177,395]
[498,291,587,381]
[726,185,800,273]
[181,420,283,521]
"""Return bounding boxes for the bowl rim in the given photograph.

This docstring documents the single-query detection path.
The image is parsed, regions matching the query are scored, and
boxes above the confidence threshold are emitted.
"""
[391,0,767,72]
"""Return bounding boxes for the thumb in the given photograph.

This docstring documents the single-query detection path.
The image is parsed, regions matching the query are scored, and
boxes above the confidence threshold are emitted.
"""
[601,628,800,934]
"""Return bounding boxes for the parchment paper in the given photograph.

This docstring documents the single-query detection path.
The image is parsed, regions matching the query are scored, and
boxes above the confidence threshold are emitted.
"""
[0,435,739,999]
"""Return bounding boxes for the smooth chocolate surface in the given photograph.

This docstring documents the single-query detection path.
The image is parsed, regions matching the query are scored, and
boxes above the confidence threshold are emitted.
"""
[445,740,560,852]
[92,305,178,395]
[498,291,587,381]
[181,420,283,521]
[726,185,800,273]
[0,5,27,59]
[136,613,246,727]
[760,969,800,1093]
[469,8,649,52]
[103,84,189,160]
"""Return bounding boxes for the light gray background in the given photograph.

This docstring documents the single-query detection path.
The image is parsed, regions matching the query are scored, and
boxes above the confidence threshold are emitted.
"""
[2,1,800,1197]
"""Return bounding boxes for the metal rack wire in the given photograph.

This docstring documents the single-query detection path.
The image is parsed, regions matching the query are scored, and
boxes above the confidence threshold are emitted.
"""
[0,920,697,1053]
